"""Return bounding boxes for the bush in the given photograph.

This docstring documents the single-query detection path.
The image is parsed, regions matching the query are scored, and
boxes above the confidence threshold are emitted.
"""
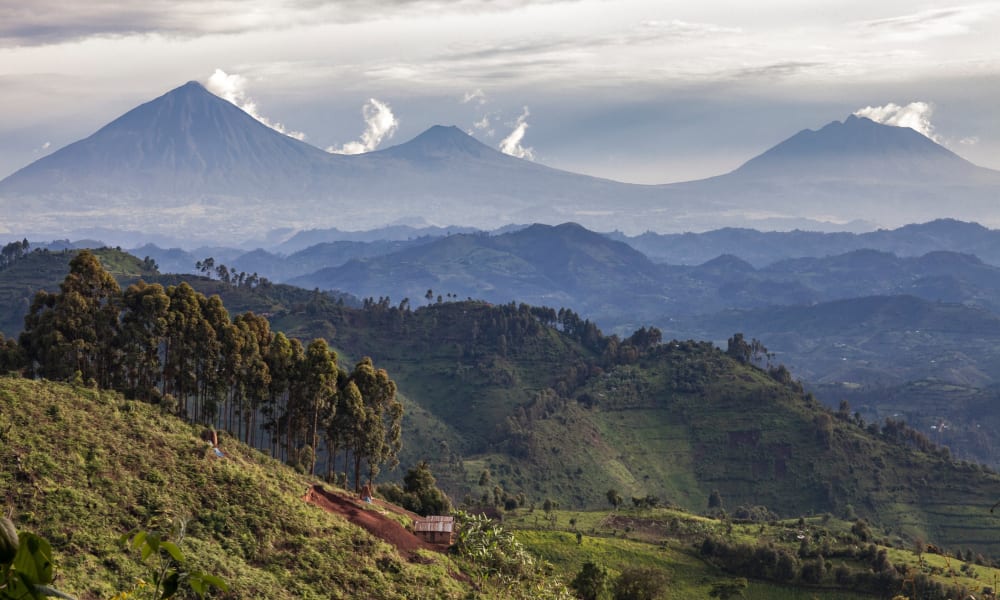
[571,561,612,600]
[613,566,668,600]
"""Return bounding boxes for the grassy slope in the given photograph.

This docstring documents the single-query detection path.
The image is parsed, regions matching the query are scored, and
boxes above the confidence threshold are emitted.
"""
[0,377,476,600]
[508,506,1000,600]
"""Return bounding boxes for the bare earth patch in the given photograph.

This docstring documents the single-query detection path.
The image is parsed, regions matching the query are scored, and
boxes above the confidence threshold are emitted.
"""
[303,484,436,560]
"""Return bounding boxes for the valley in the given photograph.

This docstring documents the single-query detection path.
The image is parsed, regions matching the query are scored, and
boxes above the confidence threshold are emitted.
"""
[2,73,1000,600]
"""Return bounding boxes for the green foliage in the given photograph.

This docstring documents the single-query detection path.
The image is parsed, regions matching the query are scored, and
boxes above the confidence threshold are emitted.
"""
[452,511,573,598]
[119,520,227,600]
[570,561,612,600]
[708,578,747,599]
[0,518,76,600]
[13,253,404,493]
[378,461,452,516]
[612,566,668,600]
[0,378,479,599]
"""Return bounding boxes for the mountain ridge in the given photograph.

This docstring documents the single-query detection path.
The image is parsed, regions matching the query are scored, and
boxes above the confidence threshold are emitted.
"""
[3,83,1000,240]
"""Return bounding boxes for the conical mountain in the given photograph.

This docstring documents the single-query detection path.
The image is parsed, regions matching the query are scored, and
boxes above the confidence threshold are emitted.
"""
[731,115,994,182]
[0,83,655,242]
[660,115,1000,229]
[3,86,1000,243]
[0,81,339,197]
[373,125,506,162]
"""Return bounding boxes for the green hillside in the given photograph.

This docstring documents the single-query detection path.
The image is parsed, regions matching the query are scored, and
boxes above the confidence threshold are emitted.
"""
[0,248,156,337]
[7,247,1000,567]
[272,300,1000,557]
[0,377,565,599]
[509,504,1000,600]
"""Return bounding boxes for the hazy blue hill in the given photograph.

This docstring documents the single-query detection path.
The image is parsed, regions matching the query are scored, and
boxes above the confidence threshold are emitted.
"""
[618,219,1000,268]
[814,378,1000,467]
[130,243,198,274]
[288,223,665,320]
[684,295,1000,386]
[273,224,484,253]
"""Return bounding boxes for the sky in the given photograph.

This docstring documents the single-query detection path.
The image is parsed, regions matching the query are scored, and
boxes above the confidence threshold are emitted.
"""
[0,0,998,184]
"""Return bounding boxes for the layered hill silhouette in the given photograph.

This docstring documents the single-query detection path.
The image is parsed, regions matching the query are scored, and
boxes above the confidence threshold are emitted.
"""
[616,219,1000,267]
[284,223,1000,330]
[2,81,1000,243]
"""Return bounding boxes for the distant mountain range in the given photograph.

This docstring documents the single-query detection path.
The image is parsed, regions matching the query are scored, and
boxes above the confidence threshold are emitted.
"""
[614,218,1000,267]
[2,81,1000,243]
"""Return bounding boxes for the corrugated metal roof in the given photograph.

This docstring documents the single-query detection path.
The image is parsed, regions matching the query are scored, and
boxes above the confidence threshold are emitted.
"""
[414,516,454,533]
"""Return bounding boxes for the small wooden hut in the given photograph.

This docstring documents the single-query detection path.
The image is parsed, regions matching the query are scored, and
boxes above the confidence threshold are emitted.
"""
[413,515,454,545]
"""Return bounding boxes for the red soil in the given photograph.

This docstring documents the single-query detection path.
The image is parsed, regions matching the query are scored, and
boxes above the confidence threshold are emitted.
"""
[303,484,436,560]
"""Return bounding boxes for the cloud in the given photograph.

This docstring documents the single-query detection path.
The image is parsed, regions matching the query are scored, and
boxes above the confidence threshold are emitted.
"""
[205,69,306,140]
[41,141,50,150]
[960,136,980,145]
[327,98,398,154]
[499,107,533,160]
[853,101,940,141]
[636,19,742,38]
[0,0,577,47]
[462,88,487,104]
[859,6,989,41]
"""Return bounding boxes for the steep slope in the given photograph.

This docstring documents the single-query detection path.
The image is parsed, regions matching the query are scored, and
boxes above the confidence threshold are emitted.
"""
[1,81,337,197]
[0,378,474,599]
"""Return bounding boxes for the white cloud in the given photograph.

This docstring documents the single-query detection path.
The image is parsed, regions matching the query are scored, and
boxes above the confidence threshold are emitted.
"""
[499,107,534,160]
[854,101,940,141]
[41,141,50,150]
[327,98,398,155]
[205,69,306,140]
[472,114,495,137]
[462,88,487,104]
[960,136,980,145]
[859,6,988,41]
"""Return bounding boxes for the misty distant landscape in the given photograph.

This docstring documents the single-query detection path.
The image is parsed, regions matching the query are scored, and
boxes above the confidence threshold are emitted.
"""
[5,4,1000,597]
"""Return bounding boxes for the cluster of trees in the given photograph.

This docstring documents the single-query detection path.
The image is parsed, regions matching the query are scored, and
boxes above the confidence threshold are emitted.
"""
[570,562,672,600]
[377,460,452,516]
[16,250,401,487]
[698,534,974,599]
[0,239,29,270]
[195,257,271,290]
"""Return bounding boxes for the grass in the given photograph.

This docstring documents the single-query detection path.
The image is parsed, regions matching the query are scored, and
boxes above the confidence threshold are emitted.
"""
[508,505,1000,600]
[0,376,525,599]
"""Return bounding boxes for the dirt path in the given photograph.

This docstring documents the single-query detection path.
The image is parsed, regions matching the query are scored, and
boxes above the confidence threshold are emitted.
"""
[303,484,436,560]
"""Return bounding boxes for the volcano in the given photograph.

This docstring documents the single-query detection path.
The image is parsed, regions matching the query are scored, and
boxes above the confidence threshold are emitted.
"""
[2,83,999,243]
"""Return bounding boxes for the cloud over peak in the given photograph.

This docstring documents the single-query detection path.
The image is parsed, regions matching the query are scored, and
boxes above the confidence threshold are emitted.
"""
[854,101,940,142]
[499,107,533,160]
[327,98,398,155]
[206,69,306,140]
